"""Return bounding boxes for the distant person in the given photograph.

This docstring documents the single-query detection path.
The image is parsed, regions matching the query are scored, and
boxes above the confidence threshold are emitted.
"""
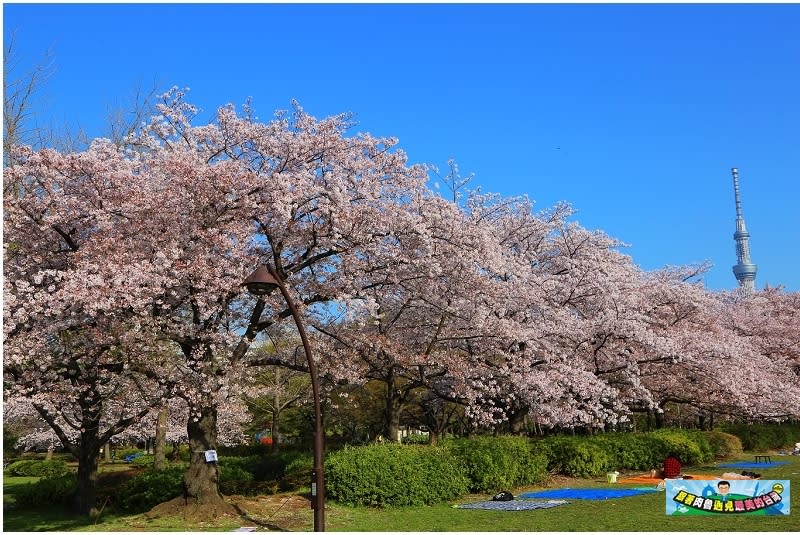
[663,455,682,479]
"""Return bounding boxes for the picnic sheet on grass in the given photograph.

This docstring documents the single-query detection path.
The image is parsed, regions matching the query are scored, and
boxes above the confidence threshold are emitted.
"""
[456,499,569,511]
[717,461,788,469]
[518,488,658,500]
[618,473,751,485]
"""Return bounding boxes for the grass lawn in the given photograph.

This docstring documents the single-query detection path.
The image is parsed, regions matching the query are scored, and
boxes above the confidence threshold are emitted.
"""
[4,454,800,531]
[325,454,800,532]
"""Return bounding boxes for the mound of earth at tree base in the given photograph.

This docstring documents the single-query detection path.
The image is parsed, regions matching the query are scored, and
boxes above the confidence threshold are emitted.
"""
[143,494,312,529]
[145,496,241,522]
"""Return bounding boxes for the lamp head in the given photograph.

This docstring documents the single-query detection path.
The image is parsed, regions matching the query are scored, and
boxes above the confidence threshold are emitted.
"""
[243,266,279,296]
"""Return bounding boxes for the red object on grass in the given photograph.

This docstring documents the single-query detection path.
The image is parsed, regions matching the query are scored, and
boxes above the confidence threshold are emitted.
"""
[663,455,681,478]
[260,436,273,445]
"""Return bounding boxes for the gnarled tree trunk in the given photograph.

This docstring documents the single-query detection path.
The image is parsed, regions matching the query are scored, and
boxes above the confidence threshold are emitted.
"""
[183,403,223,505]
[385,371,403,442]
[75,437,101,516]
[271,393,281,453]
[154,404,168,471]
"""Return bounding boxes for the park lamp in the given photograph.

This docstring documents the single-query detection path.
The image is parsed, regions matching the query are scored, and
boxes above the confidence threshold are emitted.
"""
[242,264,326,532]
[242,265,280,296]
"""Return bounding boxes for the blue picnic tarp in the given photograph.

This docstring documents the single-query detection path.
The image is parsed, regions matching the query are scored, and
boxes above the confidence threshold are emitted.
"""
[456,499,569,511]
[717,461,788,469]
[518,487,658,500]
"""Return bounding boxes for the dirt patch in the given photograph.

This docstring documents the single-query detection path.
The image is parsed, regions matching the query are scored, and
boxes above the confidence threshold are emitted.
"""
[138,493,313,531]
[145,496,241,522]
[92,466,314,530]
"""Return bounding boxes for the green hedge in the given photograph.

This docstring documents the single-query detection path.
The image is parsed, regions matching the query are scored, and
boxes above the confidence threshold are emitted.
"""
[444,436,548,492]
[4,459,70,478]
[326,443,469,506]
[537,436,614,477]
[536,428,716,476]
[590,433,664,471]
[13,474,76,509]
[118,465,185,512]
[702,431,743,459]
[217,451,311,482]
[646,429,712,465]
[720,422,800,452]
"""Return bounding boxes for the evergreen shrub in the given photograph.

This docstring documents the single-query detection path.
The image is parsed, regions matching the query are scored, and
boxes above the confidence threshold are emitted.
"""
[280,451,314,488]
[326,443,469,506]
[401,434,430,445]
[720,422,800,451]
[591,433,663,470]
[539,436,613,477]
[5,459,70,478]
[115,447,142,458]
[118,465,185,512]
[13,473,76,508]
[646,429,712,465]
[220,479,280,496]
[129,454,154,468]
[702,431,743,459]
[444,436,548,492]
[218,463,255,483]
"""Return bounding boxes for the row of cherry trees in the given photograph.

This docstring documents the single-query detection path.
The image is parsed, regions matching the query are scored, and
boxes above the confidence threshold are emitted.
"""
[5,89,800,514]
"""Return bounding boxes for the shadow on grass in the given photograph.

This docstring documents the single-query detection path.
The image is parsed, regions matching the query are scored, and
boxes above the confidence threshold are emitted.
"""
[3,505,125,532]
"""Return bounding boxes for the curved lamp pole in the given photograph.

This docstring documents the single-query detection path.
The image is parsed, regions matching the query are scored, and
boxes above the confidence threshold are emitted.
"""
[243,265,325,531]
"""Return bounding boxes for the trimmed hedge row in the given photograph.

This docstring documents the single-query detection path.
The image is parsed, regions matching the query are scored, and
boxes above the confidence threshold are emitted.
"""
[326,443,470,506]
[118,465,186,512]
[443,436,548,492]
[5,427,764,512]
[323,429,739,504]
[12,474,77,509]
[534,429,737,478]
[720,422,800,452]
[4,459,70,478]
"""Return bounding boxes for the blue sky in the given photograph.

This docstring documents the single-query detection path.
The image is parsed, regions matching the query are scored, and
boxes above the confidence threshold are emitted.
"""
[4,2,799,292]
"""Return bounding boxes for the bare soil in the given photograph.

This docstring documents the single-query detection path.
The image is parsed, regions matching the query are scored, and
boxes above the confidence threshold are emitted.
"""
[95,466,314,531]
[140,494,313,531]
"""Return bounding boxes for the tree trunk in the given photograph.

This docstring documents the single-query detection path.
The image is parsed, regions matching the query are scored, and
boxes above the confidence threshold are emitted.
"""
[154,405,168,471]
[384,375,402,442]
[508,409,528,435]
[655,410,665,429]
[74,434,101,516]
[183,403,223,505]
[103,442,111,463]
[45,445,54,461]
[168,441,180,461]
[271,395,281,453]
[428,429,439,445]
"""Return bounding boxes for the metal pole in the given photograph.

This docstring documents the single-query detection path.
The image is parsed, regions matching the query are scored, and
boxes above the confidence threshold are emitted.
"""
[265,264,325,531]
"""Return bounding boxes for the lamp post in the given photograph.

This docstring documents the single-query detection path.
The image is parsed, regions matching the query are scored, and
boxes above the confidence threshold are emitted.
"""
[243,265,325,531]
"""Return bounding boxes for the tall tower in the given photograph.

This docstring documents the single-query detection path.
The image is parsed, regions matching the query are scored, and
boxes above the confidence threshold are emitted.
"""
[731,167,757,291]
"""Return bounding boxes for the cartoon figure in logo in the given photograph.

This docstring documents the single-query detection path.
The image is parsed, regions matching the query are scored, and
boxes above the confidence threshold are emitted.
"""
[711,481,749,502]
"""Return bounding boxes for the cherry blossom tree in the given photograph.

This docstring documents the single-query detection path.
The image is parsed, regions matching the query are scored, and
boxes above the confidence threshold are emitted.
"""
[9,83,798,519]
[3,140,179,514]
[5,87,434,510]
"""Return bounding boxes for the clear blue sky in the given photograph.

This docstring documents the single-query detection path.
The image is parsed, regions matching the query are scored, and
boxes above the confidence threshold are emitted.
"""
[4,2,799,292]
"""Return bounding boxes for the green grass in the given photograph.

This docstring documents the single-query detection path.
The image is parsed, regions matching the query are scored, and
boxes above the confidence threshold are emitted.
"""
[4,454,800,531]
[328,455,800,532]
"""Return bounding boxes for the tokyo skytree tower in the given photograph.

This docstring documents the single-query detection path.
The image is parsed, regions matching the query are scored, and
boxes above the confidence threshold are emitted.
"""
[730,168,757,291]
